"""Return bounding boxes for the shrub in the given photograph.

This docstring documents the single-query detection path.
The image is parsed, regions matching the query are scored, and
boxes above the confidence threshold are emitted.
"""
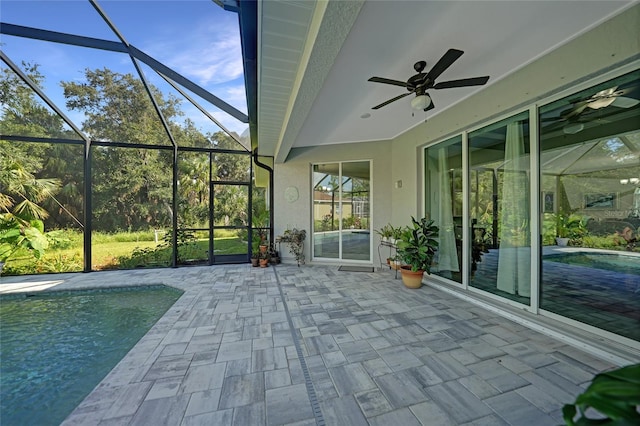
[36,253,83,273]
[45,229,80,250]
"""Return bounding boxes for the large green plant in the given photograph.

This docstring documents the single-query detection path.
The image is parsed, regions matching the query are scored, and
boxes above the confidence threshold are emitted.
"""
[563,363,640,425]
[0,214,48,264]
[396,217,439,273]
[555,213,586,239]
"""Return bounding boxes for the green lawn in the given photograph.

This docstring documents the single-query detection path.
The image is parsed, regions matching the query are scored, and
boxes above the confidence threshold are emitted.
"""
[3,234,248,275]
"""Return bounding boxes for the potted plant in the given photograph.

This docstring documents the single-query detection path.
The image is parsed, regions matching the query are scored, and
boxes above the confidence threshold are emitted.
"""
[250,241,260,267]
[268,243,280,264]
[388,255,402,270]
[390,225,403,246]
[258,250,270,267]
[395,216,439,289]
[555,213,585,246]
[278,228,306,266]
[375,224,394,243]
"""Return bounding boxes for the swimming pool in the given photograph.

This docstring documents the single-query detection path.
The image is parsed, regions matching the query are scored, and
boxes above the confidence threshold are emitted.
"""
[0,285,183,426]
[544,252,640,276]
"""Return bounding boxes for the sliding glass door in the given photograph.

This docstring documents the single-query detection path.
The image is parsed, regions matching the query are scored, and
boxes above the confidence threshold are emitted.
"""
[425,136,463,283]
[312,161,371,262]
[468,112,531,304]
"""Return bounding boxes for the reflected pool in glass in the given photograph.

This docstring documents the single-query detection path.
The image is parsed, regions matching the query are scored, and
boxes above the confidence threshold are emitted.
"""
[544,252,640,276]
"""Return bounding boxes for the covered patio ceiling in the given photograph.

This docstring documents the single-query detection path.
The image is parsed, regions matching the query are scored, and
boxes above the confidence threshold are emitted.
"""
[255,0,636,163]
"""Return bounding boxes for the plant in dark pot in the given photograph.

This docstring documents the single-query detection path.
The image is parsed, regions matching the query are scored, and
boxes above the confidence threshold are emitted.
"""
[396,216,439,289]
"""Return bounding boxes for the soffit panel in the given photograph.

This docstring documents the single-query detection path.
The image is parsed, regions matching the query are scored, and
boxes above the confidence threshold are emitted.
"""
[258,0,316,156]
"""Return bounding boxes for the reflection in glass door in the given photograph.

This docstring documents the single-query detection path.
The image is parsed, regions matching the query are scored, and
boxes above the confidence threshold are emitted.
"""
[313,161,371,262]
[468,111,531,304]
[539,69,640,342]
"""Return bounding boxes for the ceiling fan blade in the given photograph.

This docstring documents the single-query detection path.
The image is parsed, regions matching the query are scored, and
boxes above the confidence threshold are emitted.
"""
[562,102,590,120]
[611,96,640,108]
[368,76,408,88]
[425,48,464,82]
[372,92,411,110]
[434,76,490,89]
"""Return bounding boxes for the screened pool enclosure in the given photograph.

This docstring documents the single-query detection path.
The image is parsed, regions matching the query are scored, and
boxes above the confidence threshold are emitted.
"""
[0,1,269,274]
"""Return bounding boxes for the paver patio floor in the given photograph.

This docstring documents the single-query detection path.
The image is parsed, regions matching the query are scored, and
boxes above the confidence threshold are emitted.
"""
[0,264,624,425]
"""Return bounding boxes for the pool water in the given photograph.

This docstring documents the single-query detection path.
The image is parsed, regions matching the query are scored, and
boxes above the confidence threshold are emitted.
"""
[544,252,640,276]
[0,286,182,426]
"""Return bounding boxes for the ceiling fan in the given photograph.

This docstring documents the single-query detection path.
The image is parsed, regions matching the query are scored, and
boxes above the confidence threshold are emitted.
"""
[542,85,639,134]
[556,86,639,120]
[368,48,490,111]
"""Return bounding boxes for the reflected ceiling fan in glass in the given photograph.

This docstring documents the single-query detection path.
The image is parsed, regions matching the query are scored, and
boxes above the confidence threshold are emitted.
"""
[542,82,640,134]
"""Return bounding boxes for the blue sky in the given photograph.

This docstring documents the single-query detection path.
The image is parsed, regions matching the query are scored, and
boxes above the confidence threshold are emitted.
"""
[1,0,248,136]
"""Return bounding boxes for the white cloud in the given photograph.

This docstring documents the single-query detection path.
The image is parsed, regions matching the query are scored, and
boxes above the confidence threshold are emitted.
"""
[225,85,248,105]
[141,15,244,87]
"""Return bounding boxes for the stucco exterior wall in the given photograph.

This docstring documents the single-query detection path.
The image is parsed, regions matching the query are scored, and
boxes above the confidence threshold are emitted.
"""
[273,4,639,264]
[390,4,640,223]
[273,141,392,265]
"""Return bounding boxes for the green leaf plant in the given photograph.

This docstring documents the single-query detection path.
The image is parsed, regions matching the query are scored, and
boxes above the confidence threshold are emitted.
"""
[563,363,640,426]
[0,213,49,263]
[395,216,439,273]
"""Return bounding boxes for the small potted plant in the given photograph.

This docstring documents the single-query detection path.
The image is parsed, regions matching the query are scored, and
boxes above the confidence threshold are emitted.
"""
[390,225,403,246]
[555,212,585,246]
[269,243,281,264]
[250,250,259,267]
[249,240,260,267]
[259,250,270,268]
[395,216,439,289]
[375,224,394,243]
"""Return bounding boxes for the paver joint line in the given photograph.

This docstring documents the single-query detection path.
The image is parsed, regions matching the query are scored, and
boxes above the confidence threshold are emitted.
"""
[272,265,326,426]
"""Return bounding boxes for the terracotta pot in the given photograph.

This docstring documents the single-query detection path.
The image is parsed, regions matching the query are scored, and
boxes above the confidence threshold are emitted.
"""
[259,258,269,268]
[400,266,424,289]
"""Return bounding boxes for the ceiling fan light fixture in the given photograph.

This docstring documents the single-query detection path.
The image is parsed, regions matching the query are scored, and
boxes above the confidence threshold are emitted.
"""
[411,94,431,110]
[563,122,584,134]
[587,97,616,110]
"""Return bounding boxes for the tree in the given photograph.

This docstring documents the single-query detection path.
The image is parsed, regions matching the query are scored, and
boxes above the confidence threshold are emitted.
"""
[209,131,250,227]
[62,68,179,231]
[0,63,68,139]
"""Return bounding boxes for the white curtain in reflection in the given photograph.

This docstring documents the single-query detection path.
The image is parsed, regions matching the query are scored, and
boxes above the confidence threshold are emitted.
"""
[435,149,459,273]
[496,121,530,296]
